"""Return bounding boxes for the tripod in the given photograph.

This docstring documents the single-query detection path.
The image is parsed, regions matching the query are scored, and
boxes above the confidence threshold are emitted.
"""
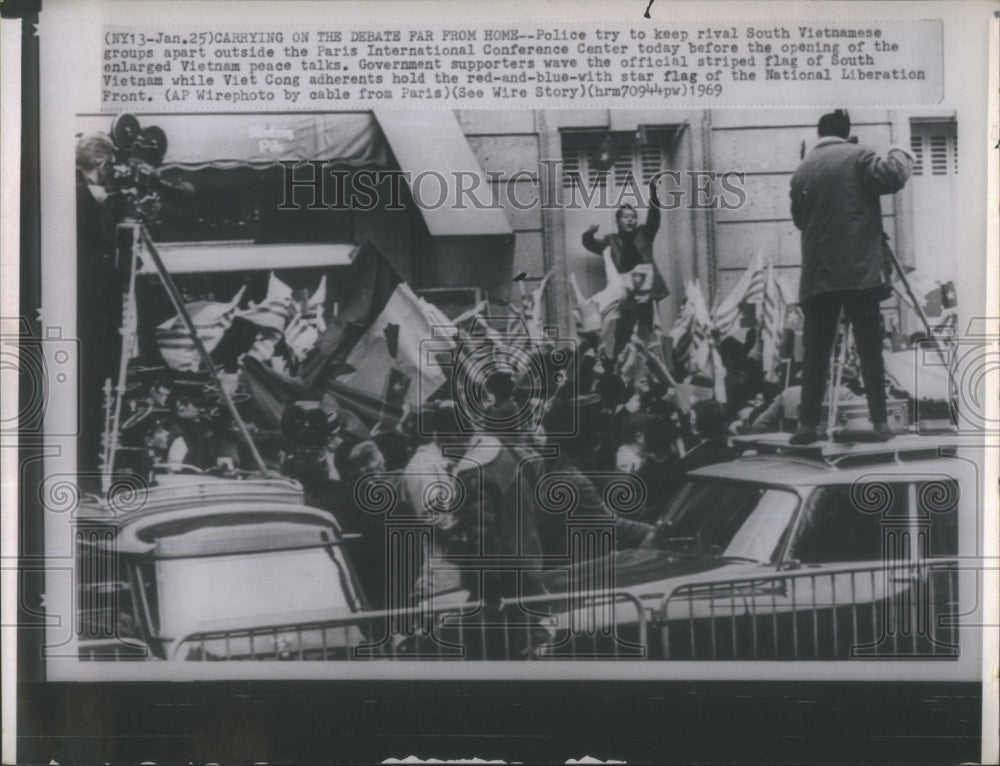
[826,308,849,435]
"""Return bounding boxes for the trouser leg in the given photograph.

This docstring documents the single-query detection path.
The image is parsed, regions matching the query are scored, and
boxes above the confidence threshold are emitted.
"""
[799,292,842,428]
[844,288,888,426]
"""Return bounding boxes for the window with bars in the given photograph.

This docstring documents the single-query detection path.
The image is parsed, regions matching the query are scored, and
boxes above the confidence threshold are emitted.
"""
[909,121,958,176]
[561,130,674,191]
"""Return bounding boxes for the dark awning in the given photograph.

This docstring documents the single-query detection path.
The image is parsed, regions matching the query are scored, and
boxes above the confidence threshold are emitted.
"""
[77,112,387,169]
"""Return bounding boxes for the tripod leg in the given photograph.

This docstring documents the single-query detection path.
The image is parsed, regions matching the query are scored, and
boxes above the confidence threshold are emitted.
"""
[827,308,846,434]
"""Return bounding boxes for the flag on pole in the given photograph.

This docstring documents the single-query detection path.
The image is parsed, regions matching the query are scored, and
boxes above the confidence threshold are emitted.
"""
[760,262,790,383]
[666,280,726,403]
[514,269,554,340]
[239,272,295,332]
[156,285,247,371]
[687,281,727,403]
[666,286,696,369]
[302,242,455,407]
[712,253,766,337]
[892,267,959,335]
[285,275,328,361]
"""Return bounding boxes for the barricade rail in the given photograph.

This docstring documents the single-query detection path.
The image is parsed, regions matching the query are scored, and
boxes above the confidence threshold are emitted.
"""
[79,559,961,661]
[656,559,959,660]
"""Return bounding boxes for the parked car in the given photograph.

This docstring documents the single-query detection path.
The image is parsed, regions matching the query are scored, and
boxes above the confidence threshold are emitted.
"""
[75,470,369,661]
[525,433,967,660]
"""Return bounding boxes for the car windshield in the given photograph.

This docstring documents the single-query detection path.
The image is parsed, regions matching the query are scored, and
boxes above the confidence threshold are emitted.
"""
[148,524,358,636]
[644,480,799,562]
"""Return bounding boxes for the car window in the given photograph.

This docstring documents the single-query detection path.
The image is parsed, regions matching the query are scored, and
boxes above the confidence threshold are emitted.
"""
[647,480,798,562]
[156,546,355,634]
[920,479,959,556]
[790,484,898,564]
[723,490,800,562]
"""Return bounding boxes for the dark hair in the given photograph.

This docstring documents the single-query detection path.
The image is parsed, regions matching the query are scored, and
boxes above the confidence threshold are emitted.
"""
[615,204,637,223]
[817,110,851,139]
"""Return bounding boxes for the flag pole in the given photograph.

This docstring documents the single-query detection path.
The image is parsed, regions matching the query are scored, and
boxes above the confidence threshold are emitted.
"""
[136,225,269,475]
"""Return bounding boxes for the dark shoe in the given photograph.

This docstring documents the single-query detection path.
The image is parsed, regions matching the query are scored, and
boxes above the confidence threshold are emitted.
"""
[833,425,895,443]
[789,426,824,445]
[872,422,895,441]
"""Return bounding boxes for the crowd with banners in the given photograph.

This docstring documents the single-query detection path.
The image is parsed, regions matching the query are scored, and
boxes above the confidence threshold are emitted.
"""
[78,105,961,611]
[104,210,957,609]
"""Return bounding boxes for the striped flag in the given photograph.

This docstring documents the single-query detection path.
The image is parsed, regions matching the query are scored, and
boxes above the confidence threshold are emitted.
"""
[667,280,725,401]
[156,286,247,371]
[666,282,697,369]
[712,253,766,337]
[238,272,295,332]
[686,280,727,403]
[760,262,793,383]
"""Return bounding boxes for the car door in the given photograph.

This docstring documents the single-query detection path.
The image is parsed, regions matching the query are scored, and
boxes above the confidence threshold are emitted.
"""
[764,479,960,659]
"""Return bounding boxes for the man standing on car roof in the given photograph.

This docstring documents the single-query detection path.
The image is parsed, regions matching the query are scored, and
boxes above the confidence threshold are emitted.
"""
[789,110,914,445]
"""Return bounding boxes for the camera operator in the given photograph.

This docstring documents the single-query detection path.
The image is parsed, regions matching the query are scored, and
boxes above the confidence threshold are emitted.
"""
[76,133,126,486]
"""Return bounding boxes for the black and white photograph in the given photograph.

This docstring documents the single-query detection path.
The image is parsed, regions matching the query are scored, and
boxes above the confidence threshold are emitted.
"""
[67,105,978,667]
[3,0,997,763]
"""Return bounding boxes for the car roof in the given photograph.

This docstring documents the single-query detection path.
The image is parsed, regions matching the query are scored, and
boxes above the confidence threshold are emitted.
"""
[153,519,339,559]
[77,473,307,519]
[692,433,977,488]
[113,503,343,555]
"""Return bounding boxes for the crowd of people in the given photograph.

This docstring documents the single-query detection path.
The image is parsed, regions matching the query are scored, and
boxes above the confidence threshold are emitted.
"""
[90,106,932,618]
[106,310,826,612]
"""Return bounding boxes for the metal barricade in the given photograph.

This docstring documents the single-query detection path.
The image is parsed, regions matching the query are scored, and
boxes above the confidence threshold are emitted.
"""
[102,561,959,662]
[170,590,653,661]
[654,559,960,660]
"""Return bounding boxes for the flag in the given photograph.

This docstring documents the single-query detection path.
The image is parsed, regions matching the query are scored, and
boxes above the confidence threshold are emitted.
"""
[239,272,294,332]
[666,287,695,368]
[240,354,307,428]
[894,268,959,330]
[687,279,716,376]
[670,280,726,403]
[760,262,791,383]
[712,253,766,337]
[285,275,328,361]
[690,284,728,404]
[302,241,454,407]
[156,285,246,371]
[514,269,553,340]
[569,272,622,358]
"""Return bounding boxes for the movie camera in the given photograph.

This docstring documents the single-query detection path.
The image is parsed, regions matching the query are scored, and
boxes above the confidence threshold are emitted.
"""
[105,112,194,221]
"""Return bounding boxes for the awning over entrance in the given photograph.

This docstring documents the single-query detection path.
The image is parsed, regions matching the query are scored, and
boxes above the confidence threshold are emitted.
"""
[139,241,359,274]
[77,112,387,169]
[374,110,512,238]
